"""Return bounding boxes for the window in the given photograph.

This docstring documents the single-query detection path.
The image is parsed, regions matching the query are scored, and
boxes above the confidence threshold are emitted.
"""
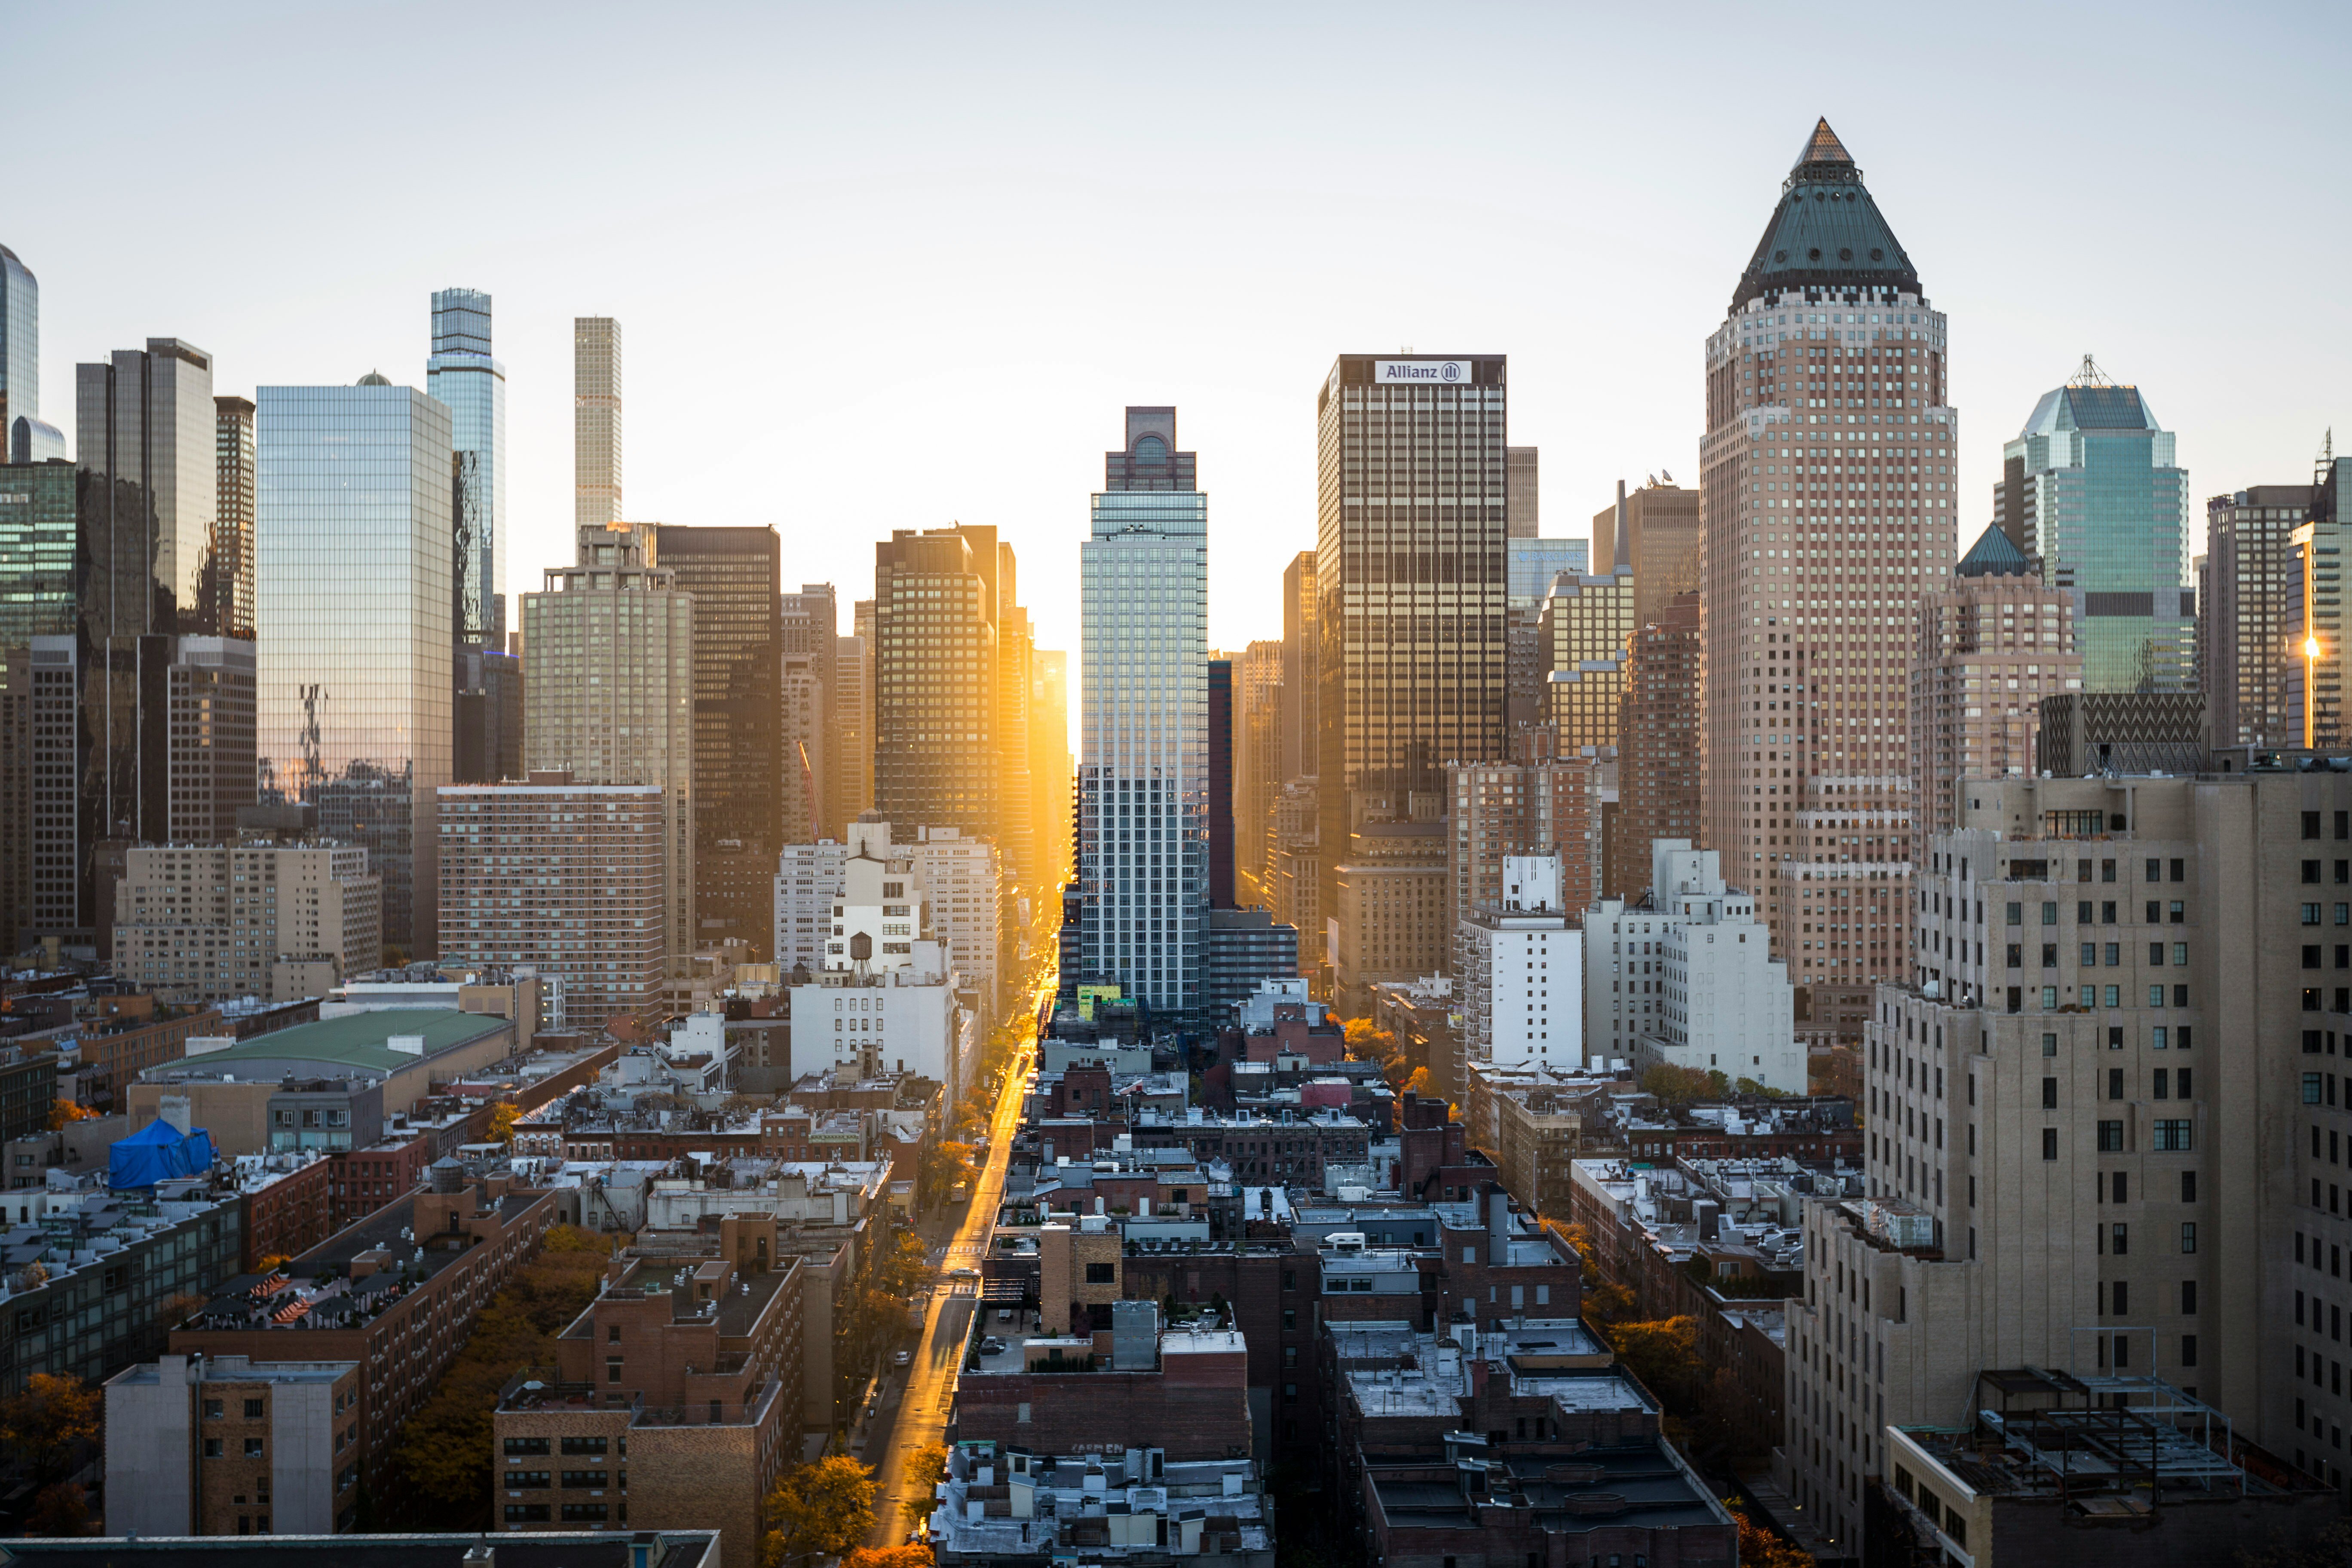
[2042,901,2058,926]
[1084,1262,1116,1283]
[506,1471,552,1489]
[2181,1171,2197,1202]
[2042,1077,2059,1108]
[2098,1121,2124,1152]
[2155,1119,2193,1152]
[561,1471,608,1488]
[2042,1128,2059,1161]
[204,1438,223,1458]
[203,1400,223,1419]
[244,1399,264,1418]
[2306,905,2324,927]
[2182,1281,2198,1314]
[561,1504,609,1522]
[2182,1222,2198,1253]
[606,1358,624,1384]
[504,1437,552,1456]
[2043,1032,2058,1057]
[2181,1334,2199,1367]
[245,1438,265,1458]
[2108,1068,2125,1100]
[2306,861,2324,884]
[2112,1223,2128,1255]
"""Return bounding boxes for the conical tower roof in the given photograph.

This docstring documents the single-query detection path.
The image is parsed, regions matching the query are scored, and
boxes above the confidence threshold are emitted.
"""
[1731,119,1921,311]
[1956,523,2031,578]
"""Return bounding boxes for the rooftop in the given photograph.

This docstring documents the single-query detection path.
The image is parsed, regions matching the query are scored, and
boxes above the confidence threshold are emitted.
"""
[143,1010,509,1079]
[182,1186,541,1332]
[1369,1443,1733,1536]
[0,1533,718,1568]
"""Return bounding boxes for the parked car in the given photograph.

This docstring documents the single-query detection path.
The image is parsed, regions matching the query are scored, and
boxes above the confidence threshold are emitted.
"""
[892,1349,913,1369]
[978,1336,1007,1355]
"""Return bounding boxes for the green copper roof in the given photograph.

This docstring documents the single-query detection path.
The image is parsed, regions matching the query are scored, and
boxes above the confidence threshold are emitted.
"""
[180,1008,510,1073]
[1957,524,2033,578]
[1732,119,1922,312]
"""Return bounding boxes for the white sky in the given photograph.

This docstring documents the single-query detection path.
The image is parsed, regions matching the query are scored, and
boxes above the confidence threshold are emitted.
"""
[16,1,2352,749]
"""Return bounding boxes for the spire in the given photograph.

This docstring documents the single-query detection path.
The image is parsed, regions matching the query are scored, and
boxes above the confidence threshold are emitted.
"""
[2067,354,2114,388]
[1791,118,1853,174]
[1732,119,1919,312]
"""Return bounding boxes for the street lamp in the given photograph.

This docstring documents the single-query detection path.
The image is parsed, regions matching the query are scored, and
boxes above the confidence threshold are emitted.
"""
[2310,636,2325,750]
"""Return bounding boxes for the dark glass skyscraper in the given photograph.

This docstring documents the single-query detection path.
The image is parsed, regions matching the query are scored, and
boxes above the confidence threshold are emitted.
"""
[0,244,61,464]
[656,526,785,958]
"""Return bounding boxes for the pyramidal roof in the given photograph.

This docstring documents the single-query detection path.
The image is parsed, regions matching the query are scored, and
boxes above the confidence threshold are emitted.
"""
[1956,523,2032,578]
[1731,119,1921,312]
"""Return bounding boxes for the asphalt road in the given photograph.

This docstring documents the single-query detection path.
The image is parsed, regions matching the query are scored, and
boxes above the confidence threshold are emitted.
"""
[862,978,1046,1547]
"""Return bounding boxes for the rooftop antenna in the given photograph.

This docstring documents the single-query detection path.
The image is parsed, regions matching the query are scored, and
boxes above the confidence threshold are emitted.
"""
[2067,354,2115,388]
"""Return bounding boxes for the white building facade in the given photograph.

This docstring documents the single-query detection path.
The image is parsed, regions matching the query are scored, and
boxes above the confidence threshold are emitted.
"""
[1584,839,1802,1091]
[1072,406,1208,1017]
[774,839,849,978]
[1456,855,1583,1086]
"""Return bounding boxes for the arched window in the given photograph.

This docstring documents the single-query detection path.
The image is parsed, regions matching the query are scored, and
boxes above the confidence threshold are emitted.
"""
[1133,435,1167,466]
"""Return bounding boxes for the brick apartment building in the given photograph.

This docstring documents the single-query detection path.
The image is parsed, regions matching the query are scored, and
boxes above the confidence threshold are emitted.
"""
[494,1215,806,1568]
[171,1171,560,1521]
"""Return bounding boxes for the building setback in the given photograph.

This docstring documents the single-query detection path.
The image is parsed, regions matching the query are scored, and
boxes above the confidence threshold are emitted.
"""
[521,522,695,967]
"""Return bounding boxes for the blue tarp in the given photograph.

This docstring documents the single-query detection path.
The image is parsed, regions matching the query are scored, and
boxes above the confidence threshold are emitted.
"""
[108,1118,217,1188]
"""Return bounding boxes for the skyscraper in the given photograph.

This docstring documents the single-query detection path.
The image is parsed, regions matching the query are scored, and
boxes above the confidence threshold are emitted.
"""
[1280,550,1318,787]
[573,317,622,529]
[872,526,1005,848]
[657,526,785,956]
[1315,354,1510,922]
[833,631,872,834]
[1611,592,1702,901]
[78,339,222,636]
[1028,646,1069,892]
[256,375,454,955]
[1070,406,1208,1016]
[1590,475,1700,629]
[2203,484,2312,748]
[779,581,836,850]
[1207,655,1234,909]
[426,288,507,649]
[0,245,44,461]
[1996,358,2192,693]
[1505,447,1539,538]
[996,578,1038,900]
[213,396,256,640]
[1537,490,1636,756]
[2292,448,2352,747]
[521,521,695,966]
[1504,534,1588,734]
[1697,119,1957,1041]
[1234,639,1283,906]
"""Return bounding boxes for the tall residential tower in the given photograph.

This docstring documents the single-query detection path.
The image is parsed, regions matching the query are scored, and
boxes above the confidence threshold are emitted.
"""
[426,288,507,649]
[1069,407,1209,1016]
[574,317,622,529]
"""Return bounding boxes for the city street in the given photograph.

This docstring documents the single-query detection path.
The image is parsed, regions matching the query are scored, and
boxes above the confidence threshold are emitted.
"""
[861,975,1047,1547]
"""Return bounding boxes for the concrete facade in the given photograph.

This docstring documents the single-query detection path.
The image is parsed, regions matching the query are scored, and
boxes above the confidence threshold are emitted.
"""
[104,1353,358,1537]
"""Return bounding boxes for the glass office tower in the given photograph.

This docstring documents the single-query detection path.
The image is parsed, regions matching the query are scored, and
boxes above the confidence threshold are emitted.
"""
[574,317,622,529]
[426,288,507,648]
[77,339,220,635]
[1073,406,1208,1018]
[256,376,454,956]
[1997,360,2193,692]
[0,244,61,464]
